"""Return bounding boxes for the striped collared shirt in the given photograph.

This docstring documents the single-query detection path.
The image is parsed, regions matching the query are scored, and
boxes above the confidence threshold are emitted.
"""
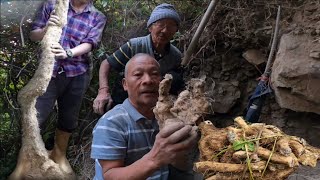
[32,0,107,77]
[106,34,181,76]
[91,99,169,180]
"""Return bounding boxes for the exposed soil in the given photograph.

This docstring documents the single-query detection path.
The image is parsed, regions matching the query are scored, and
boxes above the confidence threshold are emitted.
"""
[180,1,320,179]
[182,0,320,145]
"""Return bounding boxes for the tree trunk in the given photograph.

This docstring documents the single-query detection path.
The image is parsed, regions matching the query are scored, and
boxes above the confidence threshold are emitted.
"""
[9,0,74,179]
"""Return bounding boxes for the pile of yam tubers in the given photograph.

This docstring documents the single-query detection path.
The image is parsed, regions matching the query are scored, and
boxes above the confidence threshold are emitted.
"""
[153,74,320,180]
[195,117,320,180]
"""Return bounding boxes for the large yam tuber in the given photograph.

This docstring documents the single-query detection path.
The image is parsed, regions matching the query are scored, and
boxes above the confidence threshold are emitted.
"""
[298,149,319,167]
[289,139,305,157]
[153,74,211,128]
[257,147,297,167]
[277,137,292,156]
[194,161,266,173]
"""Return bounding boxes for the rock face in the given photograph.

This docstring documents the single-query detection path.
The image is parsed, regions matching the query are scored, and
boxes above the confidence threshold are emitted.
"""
[271,34,320,115]
[242,49,267,65]
[207,81,241,113]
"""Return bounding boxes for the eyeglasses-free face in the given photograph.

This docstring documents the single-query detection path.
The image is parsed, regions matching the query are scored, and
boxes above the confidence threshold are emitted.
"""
[152,19,178,32]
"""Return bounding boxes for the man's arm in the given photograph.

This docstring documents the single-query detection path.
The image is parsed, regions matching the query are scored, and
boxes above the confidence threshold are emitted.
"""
[50,42,92,59]
[93,59,113,114]
[29,28,47,42]
[99,156,159,180]
[98,122,198,180]
[93,42,132,114]
[30,13,60,42]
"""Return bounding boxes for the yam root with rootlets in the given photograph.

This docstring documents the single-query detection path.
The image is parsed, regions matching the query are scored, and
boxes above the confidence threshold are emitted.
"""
[198,121,229,161]
[195,116,320,180]
[153,74,210,129]
[194,161,266,173]
[277,137,292,156]
[257,147,298,167]
[206,168,294,180]
[298,149,319,167]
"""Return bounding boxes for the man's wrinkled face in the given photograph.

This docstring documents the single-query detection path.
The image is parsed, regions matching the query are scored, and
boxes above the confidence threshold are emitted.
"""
[123,55,161,109]
[149,18,178,45]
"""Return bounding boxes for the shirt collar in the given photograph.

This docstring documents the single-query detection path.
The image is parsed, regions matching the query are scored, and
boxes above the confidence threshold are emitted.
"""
[148,34,171,59]
[69,1,93,13]
[123,99,146,122]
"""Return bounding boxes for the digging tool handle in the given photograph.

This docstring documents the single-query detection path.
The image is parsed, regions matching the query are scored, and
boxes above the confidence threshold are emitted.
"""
[264,6,281,77]
[181,0,218,66]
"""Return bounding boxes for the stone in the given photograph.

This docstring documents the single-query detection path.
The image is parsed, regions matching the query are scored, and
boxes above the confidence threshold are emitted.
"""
[287,162,320,180]
[271,34,320,115]
[207,81,241,113]
[242,49,267,65]
[309,50,320,59]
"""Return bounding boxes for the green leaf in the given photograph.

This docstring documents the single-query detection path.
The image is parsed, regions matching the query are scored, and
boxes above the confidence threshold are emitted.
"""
[247,142,255,151]
[232,139,255,152]
[232,140,245,151]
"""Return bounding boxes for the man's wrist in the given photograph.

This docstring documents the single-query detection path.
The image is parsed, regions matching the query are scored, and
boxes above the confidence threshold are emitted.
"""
[98,86,110,94]
[141,153,161,171]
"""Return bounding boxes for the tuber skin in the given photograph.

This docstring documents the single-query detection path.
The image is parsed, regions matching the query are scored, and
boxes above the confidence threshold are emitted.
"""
[154,74,211,129]
[195,116,320,180]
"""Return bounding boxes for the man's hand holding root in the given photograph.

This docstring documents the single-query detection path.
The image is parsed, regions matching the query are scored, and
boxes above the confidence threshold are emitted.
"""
[144,121,198,170]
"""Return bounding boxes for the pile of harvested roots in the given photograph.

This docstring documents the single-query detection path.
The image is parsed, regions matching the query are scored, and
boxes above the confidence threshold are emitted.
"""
[153,75,320,180]
[195,117,320,180]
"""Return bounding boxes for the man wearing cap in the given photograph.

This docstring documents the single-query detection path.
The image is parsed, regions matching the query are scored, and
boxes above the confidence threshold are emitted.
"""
[93,3,184,115]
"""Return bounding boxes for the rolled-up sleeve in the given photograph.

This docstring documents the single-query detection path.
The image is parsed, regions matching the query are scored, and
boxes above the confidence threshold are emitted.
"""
[81,13,107,49]
[32,1,54,30]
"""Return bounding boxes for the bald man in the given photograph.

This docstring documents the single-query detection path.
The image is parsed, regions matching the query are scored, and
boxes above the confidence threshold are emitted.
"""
[91,53,197,180]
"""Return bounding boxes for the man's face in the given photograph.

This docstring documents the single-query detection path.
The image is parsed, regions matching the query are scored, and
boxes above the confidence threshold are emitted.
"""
[123,55,161,109]
[74,0,91,4]
[149,18,178,46]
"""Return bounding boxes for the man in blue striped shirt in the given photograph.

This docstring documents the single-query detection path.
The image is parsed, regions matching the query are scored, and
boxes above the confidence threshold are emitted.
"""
[91,53,198,180]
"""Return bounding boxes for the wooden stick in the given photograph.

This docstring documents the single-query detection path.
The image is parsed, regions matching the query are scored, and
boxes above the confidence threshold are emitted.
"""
[264,6,281,76]
[181,0,219,66]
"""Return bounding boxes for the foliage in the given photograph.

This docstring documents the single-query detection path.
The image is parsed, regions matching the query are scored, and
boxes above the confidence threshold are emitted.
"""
[232,139,255,151]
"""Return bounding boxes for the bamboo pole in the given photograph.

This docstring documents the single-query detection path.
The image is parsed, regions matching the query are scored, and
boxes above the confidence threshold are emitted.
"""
[181,0,218,66]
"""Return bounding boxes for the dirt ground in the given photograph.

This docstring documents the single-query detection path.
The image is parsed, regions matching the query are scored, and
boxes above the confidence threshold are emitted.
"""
[182,0,320,179]
[184,0,320,144]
